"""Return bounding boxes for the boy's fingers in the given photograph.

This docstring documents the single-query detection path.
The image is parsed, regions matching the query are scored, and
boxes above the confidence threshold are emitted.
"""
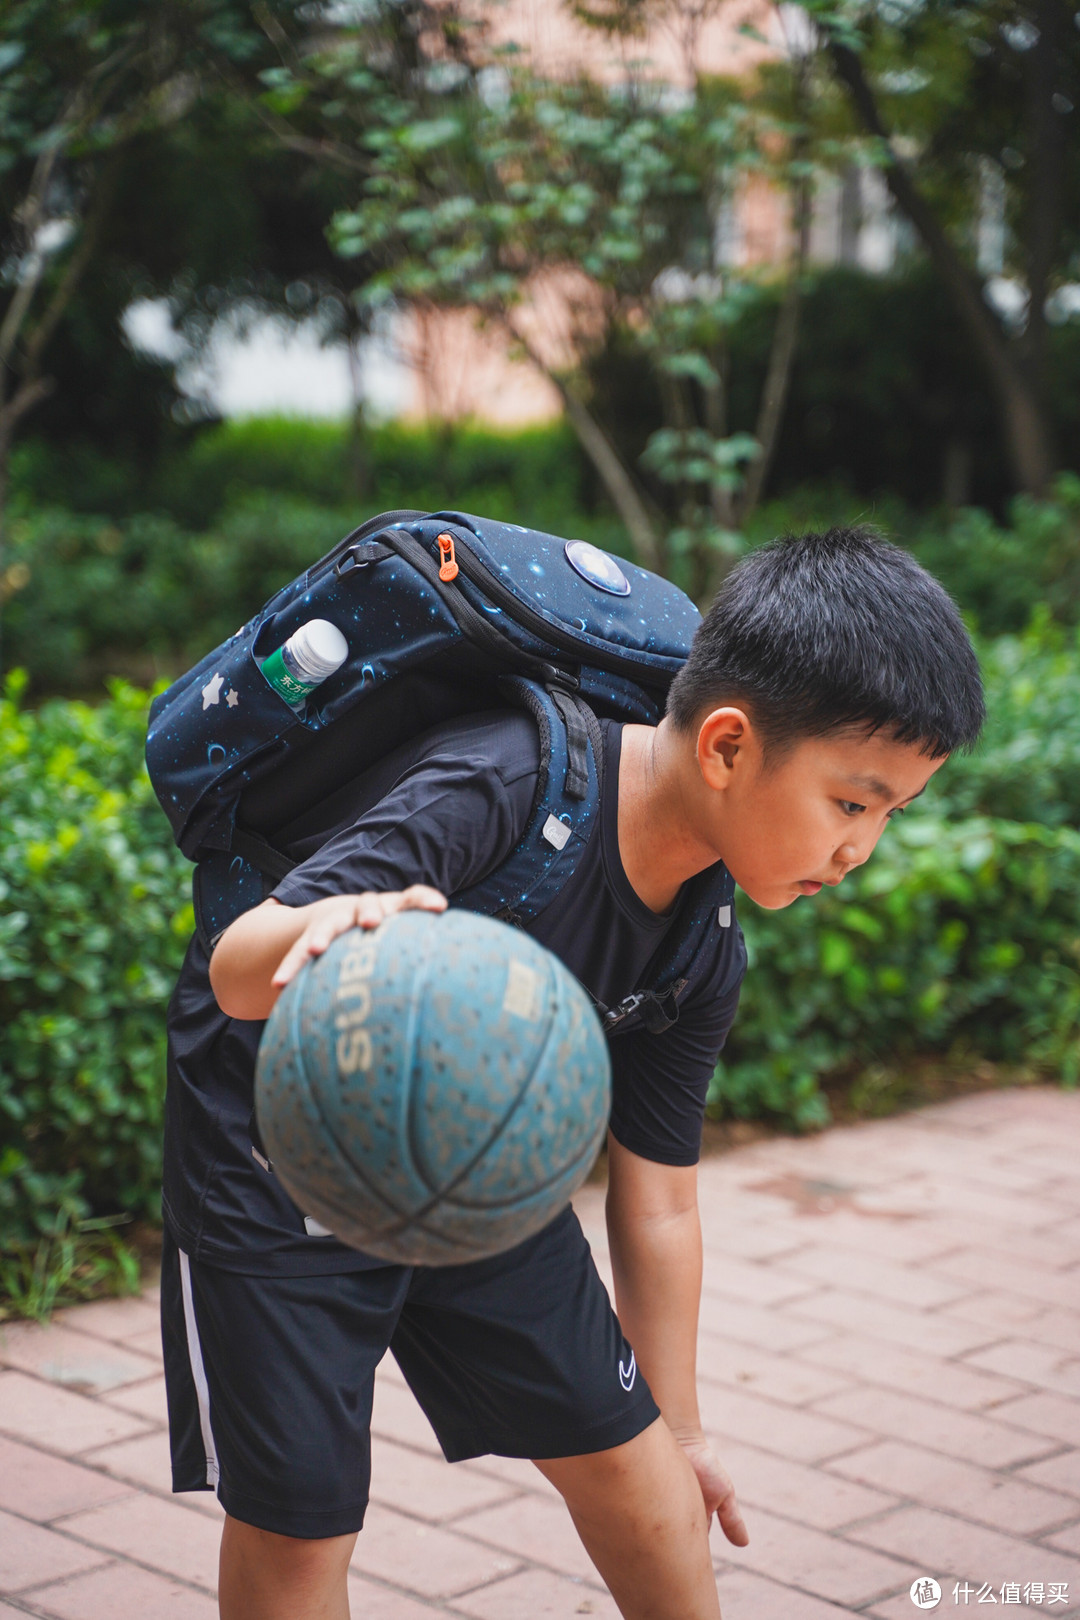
[271,944,308,988]
[273,888,448,981]
[716,1489,749,1547]
[681,1441,748,1547]
[359,887,446,926]
[271,913,351,985]
[355,895,390,929]
[393,885,449,913]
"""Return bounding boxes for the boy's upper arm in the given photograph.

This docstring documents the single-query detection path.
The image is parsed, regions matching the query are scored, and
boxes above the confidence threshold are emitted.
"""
[270,733,537,910]
[606,1132,699,1223]
[607,935,745,1169]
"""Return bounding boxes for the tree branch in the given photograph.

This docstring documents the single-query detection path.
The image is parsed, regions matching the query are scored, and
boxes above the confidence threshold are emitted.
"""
[828,38,1053,495]
[500,311,663,569]
[738,161,811,522]
[0,376,55,438]
[1020,0,1068,419]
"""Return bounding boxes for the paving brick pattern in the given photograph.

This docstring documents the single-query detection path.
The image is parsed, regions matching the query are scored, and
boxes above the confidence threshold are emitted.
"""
[1,1087,1078,1617]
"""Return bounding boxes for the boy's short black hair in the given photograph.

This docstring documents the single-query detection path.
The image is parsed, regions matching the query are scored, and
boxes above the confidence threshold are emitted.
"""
[667,526,984,757]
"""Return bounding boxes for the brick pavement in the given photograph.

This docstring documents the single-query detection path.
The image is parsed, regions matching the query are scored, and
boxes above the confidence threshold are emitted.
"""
[1,1086,1078,1618]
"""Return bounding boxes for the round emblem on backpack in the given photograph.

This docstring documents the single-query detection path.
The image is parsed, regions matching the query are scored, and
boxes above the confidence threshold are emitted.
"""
[564,540,631,596]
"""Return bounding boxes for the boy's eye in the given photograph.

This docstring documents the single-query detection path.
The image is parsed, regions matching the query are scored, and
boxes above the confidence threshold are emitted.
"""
[839,800,865,816]
[886,805,906,820]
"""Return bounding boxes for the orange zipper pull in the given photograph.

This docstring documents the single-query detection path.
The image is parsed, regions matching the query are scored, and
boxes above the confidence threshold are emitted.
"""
[437,532,459,582]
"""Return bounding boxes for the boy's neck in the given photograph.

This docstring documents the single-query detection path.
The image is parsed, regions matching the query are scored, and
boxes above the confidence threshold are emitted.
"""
[617,721,722,914]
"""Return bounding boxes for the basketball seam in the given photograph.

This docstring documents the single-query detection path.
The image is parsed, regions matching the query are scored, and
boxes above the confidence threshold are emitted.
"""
[384,965,603,1241]
[392,959,564,1234]
[275,963,412,1227]
[427,1123,607,1211]
[403,929,441,1198]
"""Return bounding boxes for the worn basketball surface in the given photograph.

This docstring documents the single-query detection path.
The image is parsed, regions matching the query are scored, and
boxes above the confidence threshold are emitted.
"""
[254,909,611,1265]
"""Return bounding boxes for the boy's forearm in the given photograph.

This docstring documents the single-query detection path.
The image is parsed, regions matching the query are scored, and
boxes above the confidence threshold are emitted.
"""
[208,898,316,1021]
[208,886,450,1021]
[605,1139,704,1437]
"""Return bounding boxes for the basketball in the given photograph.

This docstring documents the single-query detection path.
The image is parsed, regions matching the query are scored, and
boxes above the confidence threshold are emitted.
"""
[254,909,611,1265]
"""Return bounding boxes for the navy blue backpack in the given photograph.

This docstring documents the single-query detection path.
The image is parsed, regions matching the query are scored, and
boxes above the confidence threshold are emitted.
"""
[146,510,734,1034]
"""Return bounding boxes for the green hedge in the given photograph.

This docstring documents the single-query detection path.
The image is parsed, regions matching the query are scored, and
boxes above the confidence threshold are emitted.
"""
[3,613,1080,1262]
[717,813,1080,1129]
[3,420,627,694]
[6,417,1080,698]
[0,674,191,1264]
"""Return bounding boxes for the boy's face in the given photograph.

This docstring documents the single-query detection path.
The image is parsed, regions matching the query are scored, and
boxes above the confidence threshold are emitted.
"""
[699,717,945,911]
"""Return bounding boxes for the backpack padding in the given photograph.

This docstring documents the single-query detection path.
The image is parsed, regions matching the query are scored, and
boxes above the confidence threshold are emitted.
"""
[236,650,506,837]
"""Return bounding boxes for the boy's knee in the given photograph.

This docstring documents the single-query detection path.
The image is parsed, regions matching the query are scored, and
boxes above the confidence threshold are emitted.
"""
[536,1416,670,1501]
[222,1514,356,1574]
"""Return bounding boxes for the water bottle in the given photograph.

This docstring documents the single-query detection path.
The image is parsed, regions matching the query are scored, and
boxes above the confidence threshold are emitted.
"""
[260,619,348,706]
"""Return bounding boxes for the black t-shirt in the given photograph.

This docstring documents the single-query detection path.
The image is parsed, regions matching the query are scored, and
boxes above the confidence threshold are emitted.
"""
[162,711,746,1275]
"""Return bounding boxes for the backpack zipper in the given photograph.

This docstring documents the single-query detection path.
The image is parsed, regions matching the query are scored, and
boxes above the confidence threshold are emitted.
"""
[424,524,675,691]
[374,523,567,686]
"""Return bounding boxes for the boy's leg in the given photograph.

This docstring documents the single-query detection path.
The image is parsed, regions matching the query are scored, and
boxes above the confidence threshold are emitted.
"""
[160,1233,411,1620]
[218,1519,356,1620]
[392,1209,720,1620]
[537,1418,721,1620]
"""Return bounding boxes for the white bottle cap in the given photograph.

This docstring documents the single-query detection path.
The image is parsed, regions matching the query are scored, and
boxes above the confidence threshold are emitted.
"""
[287,619,348,682]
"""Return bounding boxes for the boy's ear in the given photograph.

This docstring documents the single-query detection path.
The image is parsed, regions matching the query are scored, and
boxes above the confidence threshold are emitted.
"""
[696,707,754,790]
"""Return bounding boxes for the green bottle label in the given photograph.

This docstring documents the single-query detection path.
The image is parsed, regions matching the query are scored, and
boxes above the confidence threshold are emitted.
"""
[260,646,315,705]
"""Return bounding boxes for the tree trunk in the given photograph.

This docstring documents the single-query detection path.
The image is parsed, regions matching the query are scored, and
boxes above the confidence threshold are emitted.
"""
[1020,0,1068,437]
[739,165,811,523]
[559,385,664,571]
[828,40,1055,497]
[500,312,663,569]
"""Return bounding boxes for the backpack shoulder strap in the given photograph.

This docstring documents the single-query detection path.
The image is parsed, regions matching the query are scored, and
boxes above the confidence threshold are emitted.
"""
[193,676,604,952]
[450,677,604,925]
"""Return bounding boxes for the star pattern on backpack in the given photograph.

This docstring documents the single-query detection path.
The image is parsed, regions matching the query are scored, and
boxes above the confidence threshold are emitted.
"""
[201,673,224,709]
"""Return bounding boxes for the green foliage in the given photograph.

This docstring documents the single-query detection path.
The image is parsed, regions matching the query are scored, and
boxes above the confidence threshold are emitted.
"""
[931,606,1080,826]
[742,476,1080,644]
[910,477,1080,638]
[592,267,1080,517]
[13,409,1080,699]
[0,1,319,475]
[4,418,620,692]
[0,673,191,1261]
[328,45,813,585]
[159,415,601,535]
[0,1207,141,1323]
[716,812,1080,1130]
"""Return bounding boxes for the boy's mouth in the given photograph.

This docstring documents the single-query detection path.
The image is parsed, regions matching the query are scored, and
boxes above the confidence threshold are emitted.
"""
[797,880,823,895]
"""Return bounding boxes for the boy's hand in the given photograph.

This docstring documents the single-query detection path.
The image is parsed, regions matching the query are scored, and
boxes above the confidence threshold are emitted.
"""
[271,886,447,991]
[678,1433,749,1547]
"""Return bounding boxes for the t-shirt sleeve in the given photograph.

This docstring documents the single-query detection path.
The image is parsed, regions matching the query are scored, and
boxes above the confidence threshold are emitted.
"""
[270,739,537,908]
[607,925,746,1167]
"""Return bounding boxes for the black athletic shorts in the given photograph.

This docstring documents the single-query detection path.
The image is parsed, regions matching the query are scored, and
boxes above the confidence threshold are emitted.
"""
[161,1206,660,1539]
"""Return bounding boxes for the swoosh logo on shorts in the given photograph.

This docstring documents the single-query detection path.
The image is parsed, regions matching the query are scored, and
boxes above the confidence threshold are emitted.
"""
[619,1350,637,1392]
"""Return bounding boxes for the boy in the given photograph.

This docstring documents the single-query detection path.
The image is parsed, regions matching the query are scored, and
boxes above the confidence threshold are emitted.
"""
[162,526,984,1619]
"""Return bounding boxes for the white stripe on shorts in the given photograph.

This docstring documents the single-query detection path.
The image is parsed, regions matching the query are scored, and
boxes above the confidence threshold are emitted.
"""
[178,1248,221,1489]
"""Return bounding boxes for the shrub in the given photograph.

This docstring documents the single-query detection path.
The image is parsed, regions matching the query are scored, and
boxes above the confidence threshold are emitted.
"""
[714,812,1080,1130]
[0,675,191,1253]
[4,419,625,695]
[909,476,1080,638]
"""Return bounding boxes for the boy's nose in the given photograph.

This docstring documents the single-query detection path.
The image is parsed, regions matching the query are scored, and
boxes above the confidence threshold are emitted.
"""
[836,834,874,872]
